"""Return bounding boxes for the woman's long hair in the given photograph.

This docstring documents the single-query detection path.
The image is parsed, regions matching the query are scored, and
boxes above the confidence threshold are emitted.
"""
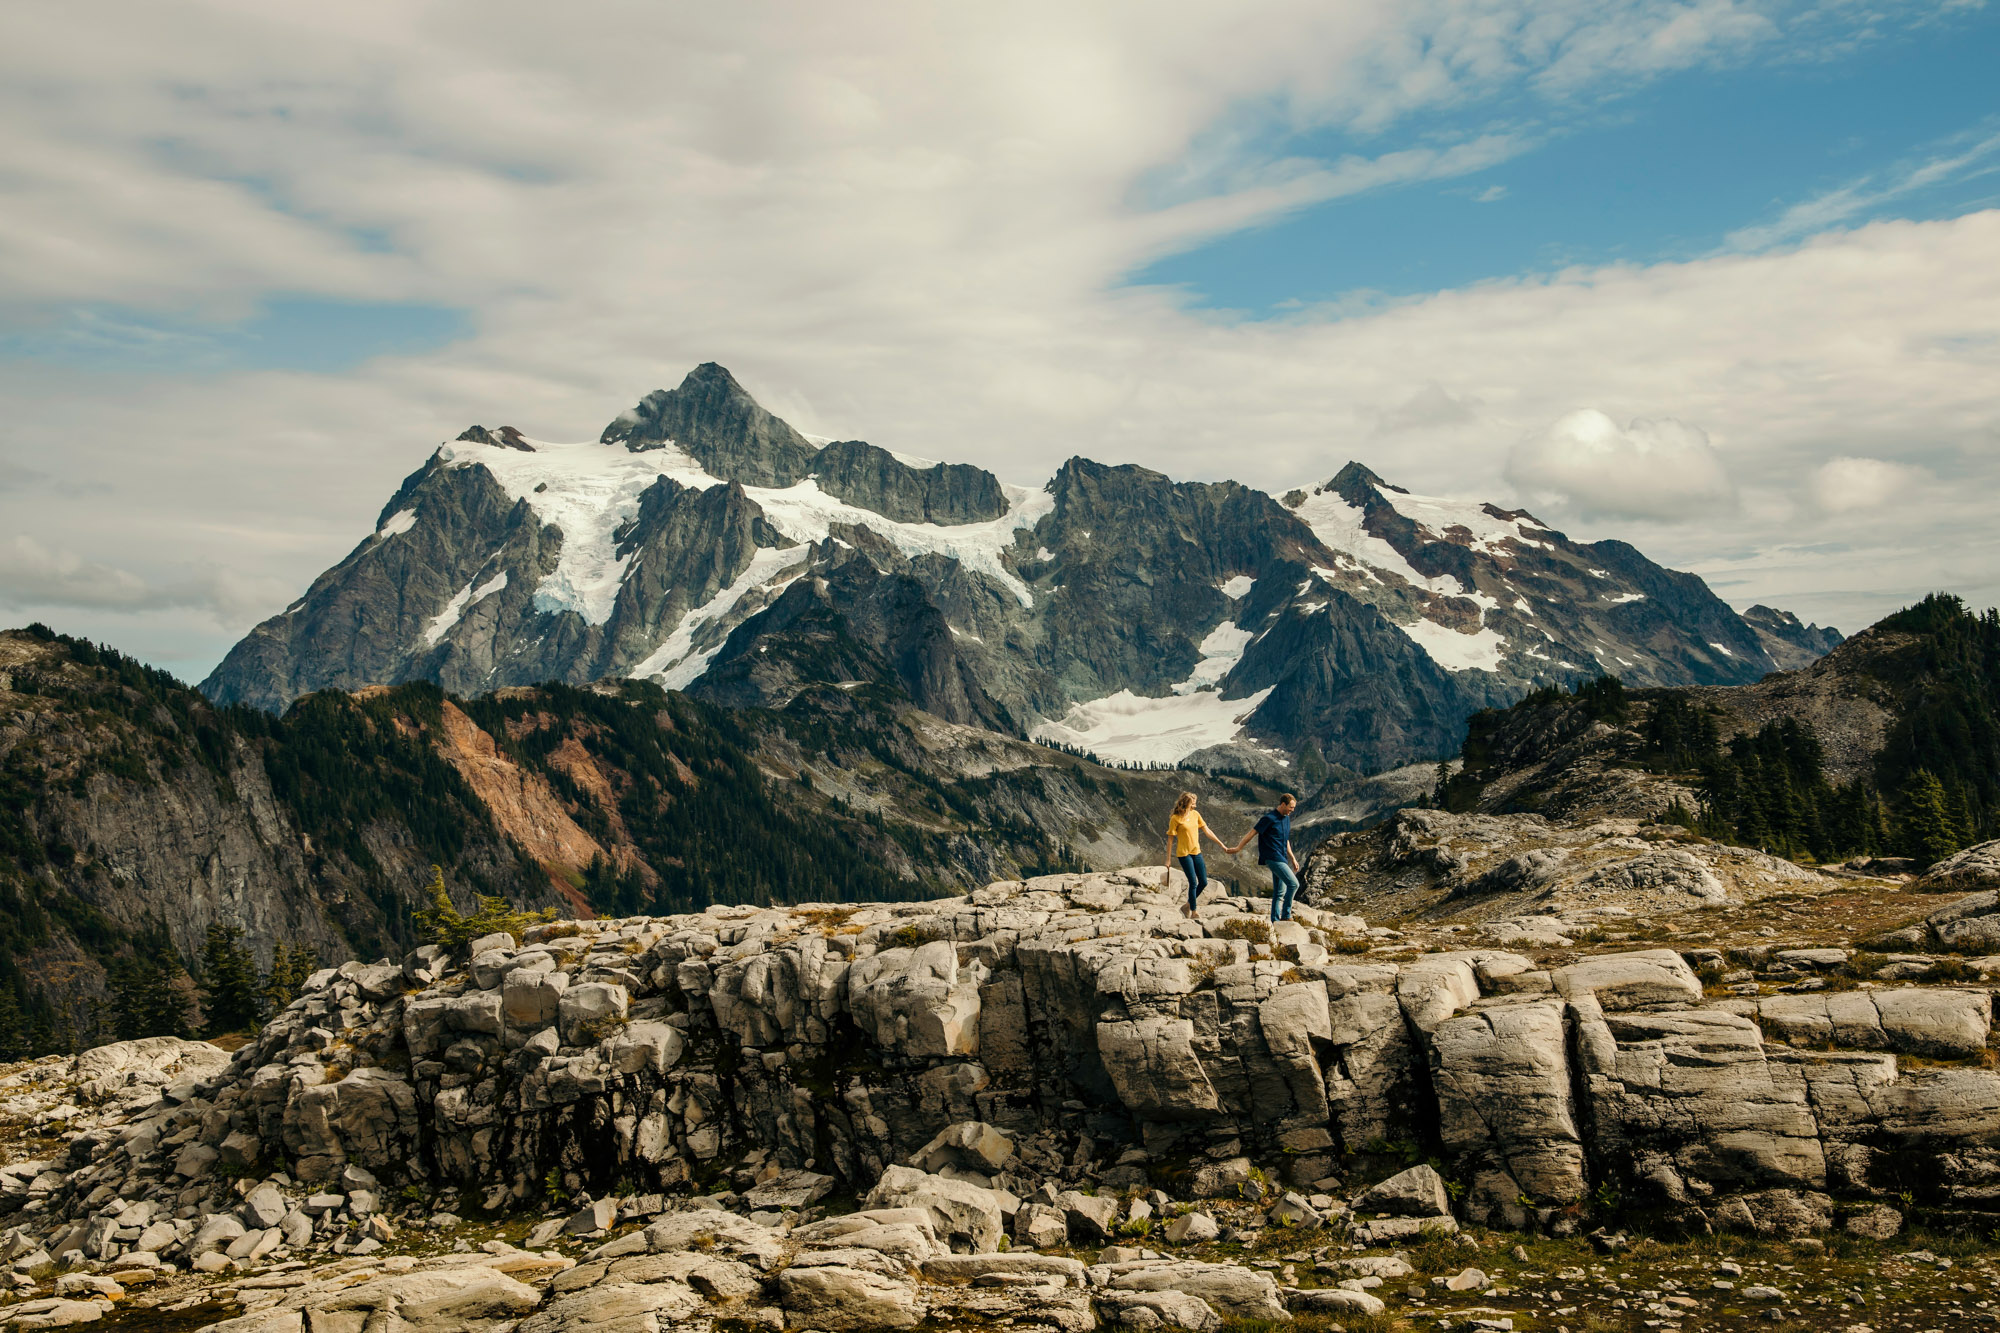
[1170,791,1196,818]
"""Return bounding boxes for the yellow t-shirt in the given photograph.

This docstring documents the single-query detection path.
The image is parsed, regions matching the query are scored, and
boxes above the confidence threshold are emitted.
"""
[1169,810,1210,857]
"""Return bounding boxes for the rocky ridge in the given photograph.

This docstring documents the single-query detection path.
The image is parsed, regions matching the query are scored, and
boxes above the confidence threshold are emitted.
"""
[1,843,1997,1331]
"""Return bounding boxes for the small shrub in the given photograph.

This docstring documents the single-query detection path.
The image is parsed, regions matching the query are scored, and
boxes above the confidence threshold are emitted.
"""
[415,865,558,956]
[1927,958,1979,983]
[1332,936,1372,955]
[1845,952,1888,979]
[1212,918,1272,945]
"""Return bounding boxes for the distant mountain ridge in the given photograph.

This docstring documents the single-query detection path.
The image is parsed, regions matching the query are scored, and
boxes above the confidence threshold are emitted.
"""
[202,362,1841,773]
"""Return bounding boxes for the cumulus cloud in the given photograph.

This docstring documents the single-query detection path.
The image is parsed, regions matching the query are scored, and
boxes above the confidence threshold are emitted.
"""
[0,536,155,610]
[1505,409,1735,520]
[0,535,293,622]
[1808,456,1927,514]
[0,2,1993,675]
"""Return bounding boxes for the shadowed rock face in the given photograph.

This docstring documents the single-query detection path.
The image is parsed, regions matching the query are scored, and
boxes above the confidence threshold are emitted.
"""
[811,440,1010,525]
[1743,603,1846,671]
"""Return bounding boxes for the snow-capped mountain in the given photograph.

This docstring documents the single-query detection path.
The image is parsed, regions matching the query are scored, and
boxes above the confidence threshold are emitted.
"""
[202,363,1840,774]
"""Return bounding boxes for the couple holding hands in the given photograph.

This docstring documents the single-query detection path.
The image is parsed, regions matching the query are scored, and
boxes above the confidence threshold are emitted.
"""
[1166,790,1301,923]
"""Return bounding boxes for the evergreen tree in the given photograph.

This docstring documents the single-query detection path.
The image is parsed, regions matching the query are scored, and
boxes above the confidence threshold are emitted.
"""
[111,944,192,1041]
[1899,770,1964,868]
[198,923,262,1036]
[0,983,26,1062]
[261,941,319,1013]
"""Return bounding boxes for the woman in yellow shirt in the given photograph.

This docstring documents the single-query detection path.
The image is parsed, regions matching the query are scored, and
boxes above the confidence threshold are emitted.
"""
[1165,791,1229,919]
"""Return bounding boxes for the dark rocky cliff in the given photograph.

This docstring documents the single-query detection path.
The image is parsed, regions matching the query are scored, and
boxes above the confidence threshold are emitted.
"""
[203,362,1840,777]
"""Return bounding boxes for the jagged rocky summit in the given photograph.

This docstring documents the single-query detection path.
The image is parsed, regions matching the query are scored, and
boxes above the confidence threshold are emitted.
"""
[10,854,2000,1331]
[201,362,1839,774]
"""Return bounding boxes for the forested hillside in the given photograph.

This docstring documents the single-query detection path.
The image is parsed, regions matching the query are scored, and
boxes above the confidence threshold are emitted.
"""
[1437,593,2000,863]
[0,625,1286,1057]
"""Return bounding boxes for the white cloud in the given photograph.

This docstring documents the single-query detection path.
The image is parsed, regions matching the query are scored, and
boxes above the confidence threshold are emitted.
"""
[0,537,153,610]
[1808,456,1927,515]
[0,2,1992,677]
[1505,410,1735,520]
[0,535,294,620]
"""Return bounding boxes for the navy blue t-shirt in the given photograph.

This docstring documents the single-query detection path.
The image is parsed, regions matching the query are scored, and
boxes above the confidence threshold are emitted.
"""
[1254,810,1291,864]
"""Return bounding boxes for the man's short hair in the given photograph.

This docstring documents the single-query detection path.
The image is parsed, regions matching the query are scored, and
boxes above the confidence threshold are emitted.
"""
[1279,793,1297,806]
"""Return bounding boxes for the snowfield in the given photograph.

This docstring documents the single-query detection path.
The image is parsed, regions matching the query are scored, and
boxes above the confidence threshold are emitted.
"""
[1032,609,1271,765]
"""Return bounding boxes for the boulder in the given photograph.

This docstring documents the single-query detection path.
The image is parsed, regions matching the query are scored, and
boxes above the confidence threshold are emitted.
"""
[566,1198,617,1235]
[1578,849,1727,903]
[1187,1156,1257,1200]
[280,1067,419,1177]
[1099,1289,1222,1330]
[1352,1164,1451,1218]
[517,1281,702,1333]
[603,1020,684,1076]
[1004,1203,1061,1249]
[1163,1210,1218,1244]
[502,970,568,1029]
[1055,1189,1120,1243]
[864,1166,1006,1254]
[1713,1189,1834,1237]
[1105,1261,1288,1322]
[1552,950,1703,1010]
[192,1214,246,1254]
[846,940,980,1058]
[1267,1191,1322,1228]
[239,1184,287,1230]
[1929,890,2000,949]
[910,1121,1015,1175]
[557,983,629,1045]
[1915,841,2000,894]
[71,1037,230,1106]
[1288,1287,1387,1317]
[1844,1204,1903,1239]
[742,1169,835,1212]
[644,1211,787,1271]
[778,1264,923,1330]
[1752,989,1990,1059]
[921,1253,1087,1286]
[309,1268,541,1324]
[1430,999,1586,1219]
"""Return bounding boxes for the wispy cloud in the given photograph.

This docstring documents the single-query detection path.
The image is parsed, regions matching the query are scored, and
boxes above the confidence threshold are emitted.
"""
[1727,123,2000,251]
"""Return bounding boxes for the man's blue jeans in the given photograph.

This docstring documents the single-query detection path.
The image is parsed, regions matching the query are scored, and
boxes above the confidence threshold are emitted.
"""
[1266,860,1299,921]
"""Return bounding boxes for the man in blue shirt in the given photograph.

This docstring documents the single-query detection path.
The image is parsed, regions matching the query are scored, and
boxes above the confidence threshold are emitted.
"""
[1231,793,1301,922]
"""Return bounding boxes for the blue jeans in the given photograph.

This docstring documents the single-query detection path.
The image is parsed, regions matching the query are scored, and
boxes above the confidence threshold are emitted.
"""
[1266,861,1299,921]
[1178,854,1208,911]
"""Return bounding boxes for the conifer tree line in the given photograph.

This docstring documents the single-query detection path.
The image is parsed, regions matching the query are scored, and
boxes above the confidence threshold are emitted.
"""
[1440,593,2000,867]
[0,924,321,1061]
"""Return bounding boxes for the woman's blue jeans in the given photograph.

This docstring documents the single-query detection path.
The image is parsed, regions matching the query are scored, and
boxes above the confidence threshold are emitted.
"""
[1178,853,1208,911]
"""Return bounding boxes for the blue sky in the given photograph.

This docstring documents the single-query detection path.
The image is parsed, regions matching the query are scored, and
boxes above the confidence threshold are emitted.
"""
[1136,4,2000,314]
[0,1,1996,683]
[2,298,468,376]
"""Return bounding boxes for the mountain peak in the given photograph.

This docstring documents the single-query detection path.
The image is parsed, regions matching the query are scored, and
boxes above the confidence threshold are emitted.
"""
[1323,460,1404,502]
[599,362,817,487]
